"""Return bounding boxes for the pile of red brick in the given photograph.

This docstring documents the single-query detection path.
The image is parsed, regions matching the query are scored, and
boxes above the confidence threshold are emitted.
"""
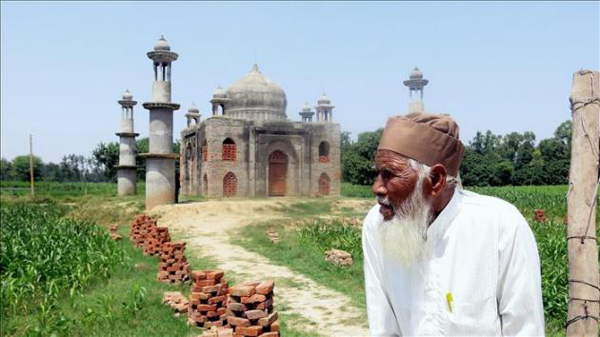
[187,270,230,328]
[144,226,171,256]
[227,281,279,336]
[162,291,189,314]
[534,209,548,223]
[157,242,191,284]
[109,224,121,241]
[130,214,157,248]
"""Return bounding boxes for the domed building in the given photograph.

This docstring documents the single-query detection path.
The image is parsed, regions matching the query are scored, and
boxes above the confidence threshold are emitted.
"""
[180,63,340,198]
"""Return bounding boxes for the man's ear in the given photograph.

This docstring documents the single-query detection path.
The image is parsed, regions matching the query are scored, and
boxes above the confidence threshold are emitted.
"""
[427,164,447,197]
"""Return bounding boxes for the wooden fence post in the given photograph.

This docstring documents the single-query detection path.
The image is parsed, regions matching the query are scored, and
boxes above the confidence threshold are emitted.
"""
[566,69,599,336]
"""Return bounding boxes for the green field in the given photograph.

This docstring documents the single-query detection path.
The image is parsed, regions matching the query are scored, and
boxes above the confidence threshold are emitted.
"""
[0,182,596,336]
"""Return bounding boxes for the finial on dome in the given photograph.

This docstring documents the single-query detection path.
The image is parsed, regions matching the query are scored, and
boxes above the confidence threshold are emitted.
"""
[251,62,260,74]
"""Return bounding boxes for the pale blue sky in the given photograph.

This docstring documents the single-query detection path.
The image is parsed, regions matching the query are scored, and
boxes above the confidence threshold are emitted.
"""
[1,1,598,162]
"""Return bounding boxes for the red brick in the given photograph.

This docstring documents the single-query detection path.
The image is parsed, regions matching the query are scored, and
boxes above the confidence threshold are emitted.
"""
[270,320,279,332]
[255,281,274,295]
[258,333,279,337]
[258,312,278,327]
[209,295,226,305]
[207,270,225,280]
[206,310,219,318]
[241,294,266,304]
[192,270,207,280]
[229,286,255,297]
[197,304,217,312]
[202,284,222,294]
[228,316,250,327]
[245,310,267,320]
[190,292,210,301]
[235,326,263,336]
[255,298,273,311]
[205,320,224,328]
[239,280,261,287]
[228,302,248,312]
[196,279,216,287]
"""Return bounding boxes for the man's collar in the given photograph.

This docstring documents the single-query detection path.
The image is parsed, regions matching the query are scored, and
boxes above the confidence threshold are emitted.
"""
[427,188,463,243]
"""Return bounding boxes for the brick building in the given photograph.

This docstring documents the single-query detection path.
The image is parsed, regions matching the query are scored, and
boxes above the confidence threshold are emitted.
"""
[180,63,341,198]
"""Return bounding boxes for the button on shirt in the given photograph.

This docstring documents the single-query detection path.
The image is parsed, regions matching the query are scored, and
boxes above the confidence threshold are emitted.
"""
[362,189,545,336]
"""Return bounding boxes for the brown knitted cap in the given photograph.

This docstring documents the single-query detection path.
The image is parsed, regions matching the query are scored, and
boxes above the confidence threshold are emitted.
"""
[377,112,465,176]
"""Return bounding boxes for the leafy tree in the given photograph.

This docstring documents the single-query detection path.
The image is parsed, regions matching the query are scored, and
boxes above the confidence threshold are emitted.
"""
[0,158,13,180]
[92,142,119,182]
[341,129,382,185]
[42,162,62,181]
[10,155,43,181]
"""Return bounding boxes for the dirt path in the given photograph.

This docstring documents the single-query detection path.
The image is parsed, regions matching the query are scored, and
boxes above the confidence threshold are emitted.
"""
[151,199,370,336]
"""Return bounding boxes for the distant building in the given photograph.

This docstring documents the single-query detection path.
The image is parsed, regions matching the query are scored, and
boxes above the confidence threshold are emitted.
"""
[180,63,341,198]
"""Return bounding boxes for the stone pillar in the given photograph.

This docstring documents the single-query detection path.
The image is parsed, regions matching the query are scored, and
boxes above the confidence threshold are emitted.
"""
[116,90,138,196]
[141,36,180,210]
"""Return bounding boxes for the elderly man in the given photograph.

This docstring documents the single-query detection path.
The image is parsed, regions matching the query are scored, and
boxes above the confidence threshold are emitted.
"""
[362,113,545,336]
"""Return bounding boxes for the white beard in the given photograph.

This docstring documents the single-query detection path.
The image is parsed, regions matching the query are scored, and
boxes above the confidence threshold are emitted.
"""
[377,180,433,268]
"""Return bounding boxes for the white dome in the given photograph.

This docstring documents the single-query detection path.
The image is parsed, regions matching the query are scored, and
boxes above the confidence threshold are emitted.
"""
[187,104,199,113]
[318,94,331,105]
[410,67,423,79]
[226,63,287,116]
[212,86,227,98]
[154,35,170,51]
[122,90,133,101]
[302,101,312,112]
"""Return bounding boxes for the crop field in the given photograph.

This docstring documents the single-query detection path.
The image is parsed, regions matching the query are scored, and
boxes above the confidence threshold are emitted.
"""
[0,201,124,335]
[0,181,144,199]
[237,184,598,335]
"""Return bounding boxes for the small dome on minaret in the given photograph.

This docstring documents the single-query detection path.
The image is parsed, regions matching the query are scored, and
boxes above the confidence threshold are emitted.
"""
[187,104,200,114]
[212,85,227,99]
[317,93,331,105]
[409,66,423,79]
[154,35,171,51]
[122,89,133,101]
[302,102,312,112]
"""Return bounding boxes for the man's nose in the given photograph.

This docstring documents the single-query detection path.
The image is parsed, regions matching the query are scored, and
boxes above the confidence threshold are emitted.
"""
[372,175,387,197]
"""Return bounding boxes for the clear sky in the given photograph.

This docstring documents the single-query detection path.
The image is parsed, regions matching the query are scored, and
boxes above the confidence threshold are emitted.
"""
[1,1,598,162]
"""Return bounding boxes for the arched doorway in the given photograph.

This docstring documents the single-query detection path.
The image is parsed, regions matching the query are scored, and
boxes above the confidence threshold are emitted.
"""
[223,172,237,197]
[269,150,288,196]
[319,173,330,196]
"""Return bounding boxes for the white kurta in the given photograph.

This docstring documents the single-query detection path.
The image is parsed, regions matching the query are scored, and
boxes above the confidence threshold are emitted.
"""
[362,189,545,336]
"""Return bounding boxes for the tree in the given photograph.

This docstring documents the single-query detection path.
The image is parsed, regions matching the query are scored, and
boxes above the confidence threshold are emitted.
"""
[341,129,382,185]
[10,155,43,182]
[92,142,119,182]
[42,162,62,181]
[0,158,13,180]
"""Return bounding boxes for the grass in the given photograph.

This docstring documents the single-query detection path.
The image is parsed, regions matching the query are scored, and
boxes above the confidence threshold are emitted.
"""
[231,219,367,312]
[235,184,591,336]
[0,186,311,336]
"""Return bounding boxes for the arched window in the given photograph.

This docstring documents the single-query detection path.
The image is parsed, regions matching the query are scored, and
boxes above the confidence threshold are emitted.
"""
[222,138,236,161]
[319,173,330,196]
[203,174,208,196]
[223,172,237,197]
[319,141,330,163]
[201,140,208,162]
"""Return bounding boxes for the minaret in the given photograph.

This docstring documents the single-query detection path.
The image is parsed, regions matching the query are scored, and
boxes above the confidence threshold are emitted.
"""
[141,35,180,210]
[185,104,201,127]
[210,85,230,116]
[315,93,335,122]
[403,66,429,113]
[116,90,139,196]
[299,102,315,122]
